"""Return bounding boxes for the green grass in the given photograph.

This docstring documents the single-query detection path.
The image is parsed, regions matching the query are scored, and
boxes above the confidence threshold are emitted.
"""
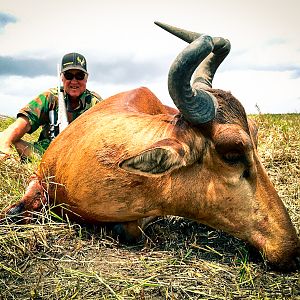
[0,114,299,299]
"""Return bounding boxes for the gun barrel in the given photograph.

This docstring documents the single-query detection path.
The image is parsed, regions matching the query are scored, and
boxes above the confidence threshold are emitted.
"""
[57,64,69,133]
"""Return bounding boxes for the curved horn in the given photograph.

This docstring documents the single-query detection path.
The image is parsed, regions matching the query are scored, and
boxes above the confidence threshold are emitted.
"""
[155,21,231,124]
[155,21,231,89]
[168,35,218,124]
[154,21,201,43]
[193,37,231,89]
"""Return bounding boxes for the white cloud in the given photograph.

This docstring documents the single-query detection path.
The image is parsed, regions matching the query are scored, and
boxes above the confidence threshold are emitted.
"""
[214,70,300,114]
[0,0,299,116]
[0,75,56,116]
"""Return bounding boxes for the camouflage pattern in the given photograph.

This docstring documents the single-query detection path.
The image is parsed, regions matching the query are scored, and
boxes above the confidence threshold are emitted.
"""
[18,88,102,152]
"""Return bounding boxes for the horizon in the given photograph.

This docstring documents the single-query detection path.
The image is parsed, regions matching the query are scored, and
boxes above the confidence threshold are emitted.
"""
[0,0,299,116]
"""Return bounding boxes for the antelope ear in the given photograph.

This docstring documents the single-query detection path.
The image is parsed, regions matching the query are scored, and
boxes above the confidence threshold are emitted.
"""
[247,118,258,149]
[119,138,187,176]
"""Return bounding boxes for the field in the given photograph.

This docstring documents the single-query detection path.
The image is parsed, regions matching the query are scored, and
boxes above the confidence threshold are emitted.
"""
[0,114,299,299]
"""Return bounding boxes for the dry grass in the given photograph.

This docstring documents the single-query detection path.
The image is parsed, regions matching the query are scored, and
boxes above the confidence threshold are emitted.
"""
[0,114,299,300]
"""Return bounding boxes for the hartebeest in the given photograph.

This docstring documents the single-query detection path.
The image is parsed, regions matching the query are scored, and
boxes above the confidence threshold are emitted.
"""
[2,22,300,271]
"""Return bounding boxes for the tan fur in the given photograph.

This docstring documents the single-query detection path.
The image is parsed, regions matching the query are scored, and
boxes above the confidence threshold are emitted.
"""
[13,87,300,270]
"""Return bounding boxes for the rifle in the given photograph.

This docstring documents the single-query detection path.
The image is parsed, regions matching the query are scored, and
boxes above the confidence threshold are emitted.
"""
[49,64,69,141]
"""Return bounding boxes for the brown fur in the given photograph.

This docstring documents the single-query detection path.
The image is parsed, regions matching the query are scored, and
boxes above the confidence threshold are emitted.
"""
[211,89,249,129]
[3,86,300,271]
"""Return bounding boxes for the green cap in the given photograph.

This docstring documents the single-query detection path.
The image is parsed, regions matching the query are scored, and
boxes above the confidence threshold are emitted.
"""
[61,52,88,73]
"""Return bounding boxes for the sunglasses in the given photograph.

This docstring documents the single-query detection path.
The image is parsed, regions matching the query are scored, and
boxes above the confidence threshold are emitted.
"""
[63,71,86,81]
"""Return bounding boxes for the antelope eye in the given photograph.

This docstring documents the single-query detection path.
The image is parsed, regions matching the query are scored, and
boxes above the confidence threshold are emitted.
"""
[222,151,244,164]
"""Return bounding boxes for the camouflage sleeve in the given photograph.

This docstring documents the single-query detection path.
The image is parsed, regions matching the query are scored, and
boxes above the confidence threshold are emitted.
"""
[91,91,103,105]
[17,91,52,134]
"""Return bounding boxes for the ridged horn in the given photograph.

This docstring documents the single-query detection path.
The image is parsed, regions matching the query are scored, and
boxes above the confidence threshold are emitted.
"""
[167,34,218,124]
[193,36,231,89]
[155,21,231,89]
[155,21,228,124]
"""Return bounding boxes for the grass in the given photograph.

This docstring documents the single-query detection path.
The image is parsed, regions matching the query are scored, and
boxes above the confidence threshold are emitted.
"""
[0,114,299,299]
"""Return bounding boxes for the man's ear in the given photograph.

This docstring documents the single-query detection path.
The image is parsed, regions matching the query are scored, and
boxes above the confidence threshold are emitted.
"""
[119,138,188,176]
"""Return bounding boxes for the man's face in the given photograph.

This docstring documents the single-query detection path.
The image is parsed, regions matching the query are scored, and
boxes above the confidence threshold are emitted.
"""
[62,69,88,100]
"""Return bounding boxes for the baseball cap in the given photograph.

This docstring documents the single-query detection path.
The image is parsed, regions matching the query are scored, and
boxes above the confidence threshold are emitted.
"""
[61,52,88,73]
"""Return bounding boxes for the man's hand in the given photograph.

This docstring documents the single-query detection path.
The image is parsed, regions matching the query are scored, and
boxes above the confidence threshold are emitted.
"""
[0,116,31,161]
[0,132,14,159]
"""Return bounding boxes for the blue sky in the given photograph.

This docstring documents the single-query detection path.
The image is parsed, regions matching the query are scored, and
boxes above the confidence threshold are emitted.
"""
[0,0,299,116]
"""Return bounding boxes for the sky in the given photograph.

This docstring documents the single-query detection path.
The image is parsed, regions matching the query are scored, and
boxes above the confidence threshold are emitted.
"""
[0,0,299,117]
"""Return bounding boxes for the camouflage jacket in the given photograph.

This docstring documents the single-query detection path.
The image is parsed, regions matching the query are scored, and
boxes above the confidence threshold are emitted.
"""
[18,88,102,148]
